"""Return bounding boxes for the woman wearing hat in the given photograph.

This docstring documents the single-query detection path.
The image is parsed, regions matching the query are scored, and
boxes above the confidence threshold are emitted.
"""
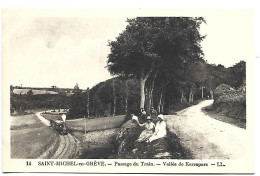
[148,114,167,142]
[133,116,155,142]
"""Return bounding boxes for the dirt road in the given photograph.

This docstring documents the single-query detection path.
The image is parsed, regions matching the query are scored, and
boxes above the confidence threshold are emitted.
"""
[166,100,248,159]
[36,112,51,126]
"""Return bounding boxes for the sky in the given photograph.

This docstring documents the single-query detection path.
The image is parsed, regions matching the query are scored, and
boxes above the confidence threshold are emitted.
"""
[3,9,253,89]
[200,11,253,67]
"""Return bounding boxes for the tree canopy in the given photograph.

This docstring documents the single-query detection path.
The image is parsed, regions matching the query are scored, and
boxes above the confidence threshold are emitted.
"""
[107,17,205,110]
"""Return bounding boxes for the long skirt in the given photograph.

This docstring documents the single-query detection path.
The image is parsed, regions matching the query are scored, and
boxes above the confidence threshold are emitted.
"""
[136,129,154,142]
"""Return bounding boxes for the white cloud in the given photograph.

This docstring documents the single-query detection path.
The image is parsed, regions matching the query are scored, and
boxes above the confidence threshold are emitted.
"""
[5,10,253,88]
[7,15,127,88]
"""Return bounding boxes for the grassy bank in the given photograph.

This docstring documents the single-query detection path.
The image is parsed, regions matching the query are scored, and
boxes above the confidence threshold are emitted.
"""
[67,116,126,159]
[212,84,246,120]
[74,128,120,159]
[11,126,57,158]
[11,114,58,158]
[66,115,125,132]
[113,119,193,159]
[11,114,43,130]
[203,105,246,129]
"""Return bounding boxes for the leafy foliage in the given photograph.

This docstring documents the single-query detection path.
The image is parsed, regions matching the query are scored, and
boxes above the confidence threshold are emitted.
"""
[67,77,140,119]
[107,17,206,110]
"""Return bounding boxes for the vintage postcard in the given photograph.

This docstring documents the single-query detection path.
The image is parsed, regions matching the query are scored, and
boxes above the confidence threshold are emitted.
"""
[2,9,254,173]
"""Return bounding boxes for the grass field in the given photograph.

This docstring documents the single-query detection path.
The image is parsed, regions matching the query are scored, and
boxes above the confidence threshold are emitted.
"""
[66,115,126,132]
[41,114,126,132]
[11,114,44,130]
[40,114,126,132]
[11,126,57,158]
[41,114,63,121]
[11,114,58,158]
[203,106,246,129]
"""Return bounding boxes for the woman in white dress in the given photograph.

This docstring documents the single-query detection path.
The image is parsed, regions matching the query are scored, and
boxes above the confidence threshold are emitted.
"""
[132,115,155,142]
[148,114,167,142]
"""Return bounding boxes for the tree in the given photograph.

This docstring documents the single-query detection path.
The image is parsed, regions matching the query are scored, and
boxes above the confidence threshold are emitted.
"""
[112,78,116,116]
[107,18,160,110]
[67,91,86,119]
[73,83,80,93]
[10,85,14,92]
[183,59,208,99]
[229,61,246,88]
[107,17,205,111]
[125,79,129,114]
[86,87,90,117]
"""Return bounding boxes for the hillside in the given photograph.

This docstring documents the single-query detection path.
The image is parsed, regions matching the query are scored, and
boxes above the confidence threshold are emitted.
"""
[213,83,246,119]
[10,60,245,119]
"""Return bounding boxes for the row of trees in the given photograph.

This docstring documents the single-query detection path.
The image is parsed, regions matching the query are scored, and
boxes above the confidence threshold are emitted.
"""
[66,60,245,119]
[10,93,70,113]
[107,17,205,113]
[11,58,245,117]
[106,17,245,116]
[67,17,245,118]
[11,17,246,118]
[68,78,140,118]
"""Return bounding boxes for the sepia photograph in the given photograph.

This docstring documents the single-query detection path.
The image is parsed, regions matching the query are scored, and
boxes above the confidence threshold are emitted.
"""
[2,8,254,173]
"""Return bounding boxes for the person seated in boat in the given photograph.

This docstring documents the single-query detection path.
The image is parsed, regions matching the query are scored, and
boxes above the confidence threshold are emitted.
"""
[132,115,155,142]
[148,114,167,142]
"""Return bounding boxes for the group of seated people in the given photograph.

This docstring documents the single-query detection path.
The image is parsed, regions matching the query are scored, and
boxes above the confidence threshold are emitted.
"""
[131,113,167,143]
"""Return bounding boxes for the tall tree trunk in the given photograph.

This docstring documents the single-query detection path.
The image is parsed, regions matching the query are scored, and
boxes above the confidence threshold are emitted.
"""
[148,71,157,113]
[189,88,194,103]
[181,91,187,103]
[112,78,116,116]
[158,91,163,113]
[125,80,128,114]
[150,92,154,108]
[109,102,112,116]
[87,88,90,117]
[210,88,213,99]
[145,87,148,109]
[201,85,204,99]
[140,78,146,110]
[147,90,152,114]
[139,68,152,110]
[161,100,164,114]
[148,92,153,114]
[188,90,192,103]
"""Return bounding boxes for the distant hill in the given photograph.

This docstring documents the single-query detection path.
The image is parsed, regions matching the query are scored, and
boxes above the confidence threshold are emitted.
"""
[11,86,80,96]
[10,88,71,115]
[12,89,58,95]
